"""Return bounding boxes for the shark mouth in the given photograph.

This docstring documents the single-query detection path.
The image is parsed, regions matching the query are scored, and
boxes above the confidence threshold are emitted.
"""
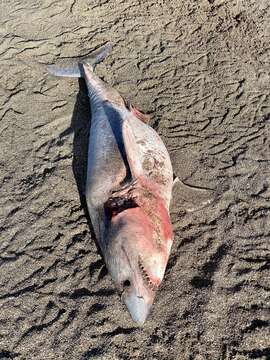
[138,256,159,292]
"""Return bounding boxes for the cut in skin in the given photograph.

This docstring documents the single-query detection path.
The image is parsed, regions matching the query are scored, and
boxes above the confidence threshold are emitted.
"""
[48,43,174,325]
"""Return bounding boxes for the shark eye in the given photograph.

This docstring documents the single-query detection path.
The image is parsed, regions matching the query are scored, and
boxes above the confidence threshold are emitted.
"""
[123,279,131,288]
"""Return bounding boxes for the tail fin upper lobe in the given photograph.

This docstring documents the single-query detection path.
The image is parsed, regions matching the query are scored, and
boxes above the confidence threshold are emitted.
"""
[47,42,112,78]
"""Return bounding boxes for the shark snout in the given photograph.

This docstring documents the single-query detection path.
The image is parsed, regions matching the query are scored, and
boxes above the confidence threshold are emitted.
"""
[122,286,153,326]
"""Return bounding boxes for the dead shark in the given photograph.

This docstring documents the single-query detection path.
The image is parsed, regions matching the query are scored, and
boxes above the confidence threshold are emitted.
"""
[48,43,174,325]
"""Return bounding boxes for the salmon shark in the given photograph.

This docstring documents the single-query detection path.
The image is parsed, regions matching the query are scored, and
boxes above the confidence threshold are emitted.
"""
[48,43,174,325]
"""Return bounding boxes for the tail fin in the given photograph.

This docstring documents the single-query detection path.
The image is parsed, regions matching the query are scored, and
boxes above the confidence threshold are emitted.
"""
[47,42,112,78]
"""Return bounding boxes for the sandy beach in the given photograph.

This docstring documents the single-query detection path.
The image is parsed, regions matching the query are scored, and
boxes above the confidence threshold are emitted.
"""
[0,0,269,359]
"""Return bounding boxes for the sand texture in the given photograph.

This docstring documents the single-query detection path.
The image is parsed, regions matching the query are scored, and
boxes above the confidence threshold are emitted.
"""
[0,0,269,359]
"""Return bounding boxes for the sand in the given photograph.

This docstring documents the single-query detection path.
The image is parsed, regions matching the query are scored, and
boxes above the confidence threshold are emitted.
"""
[0,0,269,359]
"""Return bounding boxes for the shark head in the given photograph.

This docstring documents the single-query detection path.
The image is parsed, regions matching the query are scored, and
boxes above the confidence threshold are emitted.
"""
[104,201,173,325]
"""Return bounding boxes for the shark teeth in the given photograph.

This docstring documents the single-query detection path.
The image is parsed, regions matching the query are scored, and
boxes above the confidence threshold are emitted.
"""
[138,256,158,292]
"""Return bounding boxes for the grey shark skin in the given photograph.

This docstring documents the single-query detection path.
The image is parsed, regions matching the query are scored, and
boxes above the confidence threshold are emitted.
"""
[48,44,174,325]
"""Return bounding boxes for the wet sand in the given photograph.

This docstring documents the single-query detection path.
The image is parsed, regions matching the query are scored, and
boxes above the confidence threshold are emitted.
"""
[0,0,269,359]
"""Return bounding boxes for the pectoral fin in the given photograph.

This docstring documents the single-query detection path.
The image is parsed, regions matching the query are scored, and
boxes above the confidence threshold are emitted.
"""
[171,177,215,213]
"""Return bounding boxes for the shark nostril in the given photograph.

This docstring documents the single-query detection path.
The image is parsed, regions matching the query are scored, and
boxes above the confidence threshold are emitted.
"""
[123,279,131,288]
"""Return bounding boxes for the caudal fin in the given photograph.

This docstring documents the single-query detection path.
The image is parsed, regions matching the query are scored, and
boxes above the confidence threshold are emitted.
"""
[47,42,113,78]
